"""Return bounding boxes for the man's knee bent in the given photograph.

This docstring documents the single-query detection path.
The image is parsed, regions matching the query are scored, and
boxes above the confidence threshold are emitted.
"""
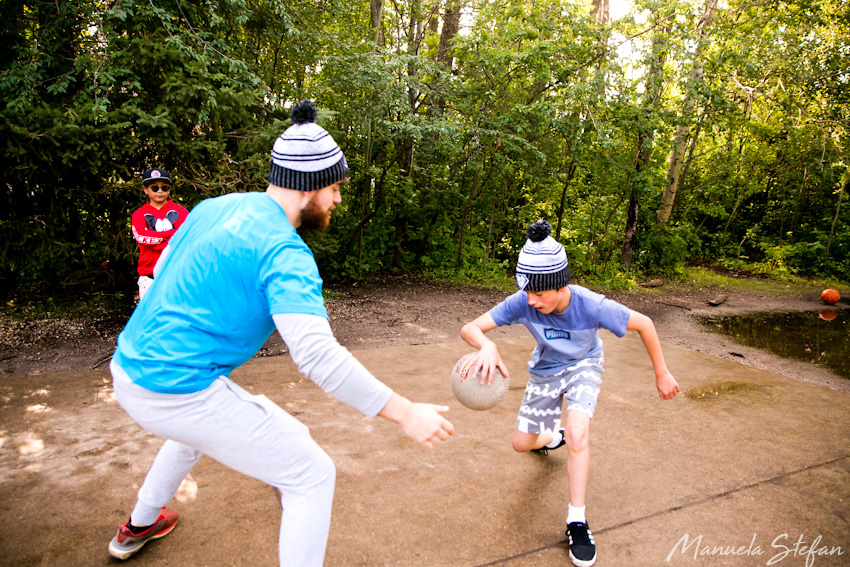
[297,441,336,491]
[264,436,336,496]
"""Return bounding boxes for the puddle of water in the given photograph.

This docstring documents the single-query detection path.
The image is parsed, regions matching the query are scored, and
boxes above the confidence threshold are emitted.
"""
[697,309,850,380]
[685,380,760,400]
[684,380,772,405]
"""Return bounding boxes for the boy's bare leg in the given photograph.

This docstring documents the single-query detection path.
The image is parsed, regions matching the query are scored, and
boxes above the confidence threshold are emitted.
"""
[512,430,554,452]
[565,409,591,507]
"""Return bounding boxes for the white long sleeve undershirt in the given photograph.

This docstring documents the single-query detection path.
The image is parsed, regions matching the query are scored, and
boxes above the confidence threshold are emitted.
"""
[272,312,393,418]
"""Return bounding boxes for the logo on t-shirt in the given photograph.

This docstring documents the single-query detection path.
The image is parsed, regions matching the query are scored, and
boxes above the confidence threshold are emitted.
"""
[144,210,181,232]
[544,328,571,340]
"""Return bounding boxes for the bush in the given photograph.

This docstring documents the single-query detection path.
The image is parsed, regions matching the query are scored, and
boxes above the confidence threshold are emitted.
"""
[633,225,691,275]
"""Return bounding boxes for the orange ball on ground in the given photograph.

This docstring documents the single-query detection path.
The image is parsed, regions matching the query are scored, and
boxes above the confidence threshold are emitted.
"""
[820,289,840,305]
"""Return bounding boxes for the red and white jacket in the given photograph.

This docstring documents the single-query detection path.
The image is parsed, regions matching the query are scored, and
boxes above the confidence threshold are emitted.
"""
[131,200,190,277]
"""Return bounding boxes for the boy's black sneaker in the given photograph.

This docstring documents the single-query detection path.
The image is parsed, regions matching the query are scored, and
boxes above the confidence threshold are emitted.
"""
[531,428,566,456]
[566,521,596,567]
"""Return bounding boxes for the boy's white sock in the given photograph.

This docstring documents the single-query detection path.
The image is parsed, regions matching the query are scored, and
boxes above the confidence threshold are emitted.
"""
[545,428,564,448]
[566,504,586,524]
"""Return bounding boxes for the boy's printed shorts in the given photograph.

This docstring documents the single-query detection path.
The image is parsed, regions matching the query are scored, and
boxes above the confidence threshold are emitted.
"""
[516,357,604,436]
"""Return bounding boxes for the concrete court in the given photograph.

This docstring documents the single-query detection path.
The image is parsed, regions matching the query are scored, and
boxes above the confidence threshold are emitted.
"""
[1,333,848,567]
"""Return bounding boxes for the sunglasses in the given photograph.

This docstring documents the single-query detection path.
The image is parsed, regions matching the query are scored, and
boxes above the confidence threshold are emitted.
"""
[147,184,171,192]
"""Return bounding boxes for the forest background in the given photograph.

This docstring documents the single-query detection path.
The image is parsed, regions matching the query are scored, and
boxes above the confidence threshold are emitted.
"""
[1,0,848,295]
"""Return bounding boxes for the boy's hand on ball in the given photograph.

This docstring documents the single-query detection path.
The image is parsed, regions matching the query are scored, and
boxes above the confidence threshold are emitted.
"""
[451,352,511,411]
[473,342,509,385]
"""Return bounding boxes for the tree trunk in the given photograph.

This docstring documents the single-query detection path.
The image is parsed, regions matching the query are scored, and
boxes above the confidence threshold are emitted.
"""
[789,184,807,243]
[722,132,750,236]
[457,168,482,268]
[590,0,609,24]
[658,121,691,225]
[370,0,385,45]
[824,182,847,271]
[621,193,641,270]
[393,216,408,270]
[431,2,462,134]
[621,17,672,269]
[344,159,396,256]
[400,0,423,173]
[556,0,609,248]
[658,0,718,226]
[621,130,655,269]
[484,197,496,269]
[674,117,703,213]
[358,119,375,267]
[555,161,577,241]
[723,188,746,235]
[437,0,461,70]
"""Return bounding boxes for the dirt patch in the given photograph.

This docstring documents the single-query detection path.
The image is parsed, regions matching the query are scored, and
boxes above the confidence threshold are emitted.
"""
[0,296,134,376]
[1,275,848,393]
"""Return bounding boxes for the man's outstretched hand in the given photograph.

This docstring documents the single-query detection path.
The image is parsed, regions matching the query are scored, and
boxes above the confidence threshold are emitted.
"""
[379,395,454,449]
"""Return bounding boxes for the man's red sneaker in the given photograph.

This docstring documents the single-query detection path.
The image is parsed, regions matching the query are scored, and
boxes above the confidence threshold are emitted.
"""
[108,507,178,560]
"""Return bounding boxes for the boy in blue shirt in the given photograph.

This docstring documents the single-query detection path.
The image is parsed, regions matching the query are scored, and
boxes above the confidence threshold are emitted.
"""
[461,220,680,567]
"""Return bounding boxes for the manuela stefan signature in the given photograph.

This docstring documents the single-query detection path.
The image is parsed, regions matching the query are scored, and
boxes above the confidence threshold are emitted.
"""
[666,533,844,566]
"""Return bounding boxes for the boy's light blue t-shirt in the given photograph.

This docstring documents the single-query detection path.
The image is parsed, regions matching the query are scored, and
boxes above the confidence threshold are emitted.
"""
[489,286,631,376]
[114,192,327,393]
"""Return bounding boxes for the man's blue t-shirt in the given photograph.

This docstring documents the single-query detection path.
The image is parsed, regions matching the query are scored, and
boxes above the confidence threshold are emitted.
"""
[114,192,327,393]
[489,286,631,376]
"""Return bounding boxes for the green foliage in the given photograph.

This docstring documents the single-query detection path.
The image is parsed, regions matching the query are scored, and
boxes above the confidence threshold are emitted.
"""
[423,260,517,292]
[1,0,848,296]
[0,0,270,292]
[676,266,849,299]
[633,225,690,276]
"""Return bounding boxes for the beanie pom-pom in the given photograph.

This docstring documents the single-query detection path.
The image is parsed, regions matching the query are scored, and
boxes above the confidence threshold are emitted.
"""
[290,100,318,125]
[526,220,552,242]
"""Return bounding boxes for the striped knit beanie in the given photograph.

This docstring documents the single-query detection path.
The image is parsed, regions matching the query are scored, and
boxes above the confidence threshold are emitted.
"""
[515,220,570,292]
[269,100,349,191]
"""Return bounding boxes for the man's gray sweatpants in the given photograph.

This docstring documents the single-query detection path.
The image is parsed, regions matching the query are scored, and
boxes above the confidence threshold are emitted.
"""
[111,360,335,567]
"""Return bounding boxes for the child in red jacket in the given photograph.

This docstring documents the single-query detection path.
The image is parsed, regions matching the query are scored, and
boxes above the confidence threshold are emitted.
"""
[132,168,189,300]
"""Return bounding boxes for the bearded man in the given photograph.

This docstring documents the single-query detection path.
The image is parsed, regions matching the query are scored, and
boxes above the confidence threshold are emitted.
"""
[106,100,453,565]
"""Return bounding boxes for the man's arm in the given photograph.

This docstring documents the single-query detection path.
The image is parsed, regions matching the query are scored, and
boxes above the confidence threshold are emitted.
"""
[460,312,509,385]
[625,310,680,400]
[274,313,453,449]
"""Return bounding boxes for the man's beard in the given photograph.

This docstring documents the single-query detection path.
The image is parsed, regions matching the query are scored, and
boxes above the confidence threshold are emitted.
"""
[300,194,331,231]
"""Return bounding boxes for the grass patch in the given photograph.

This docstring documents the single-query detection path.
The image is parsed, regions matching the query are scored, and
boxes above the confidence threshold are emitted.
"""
[676,267,847,297]
[2,291,133,321]
[417,264,849,300]
[581,266,849,299]
[422,267,517,293]
[322,288,345,301]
